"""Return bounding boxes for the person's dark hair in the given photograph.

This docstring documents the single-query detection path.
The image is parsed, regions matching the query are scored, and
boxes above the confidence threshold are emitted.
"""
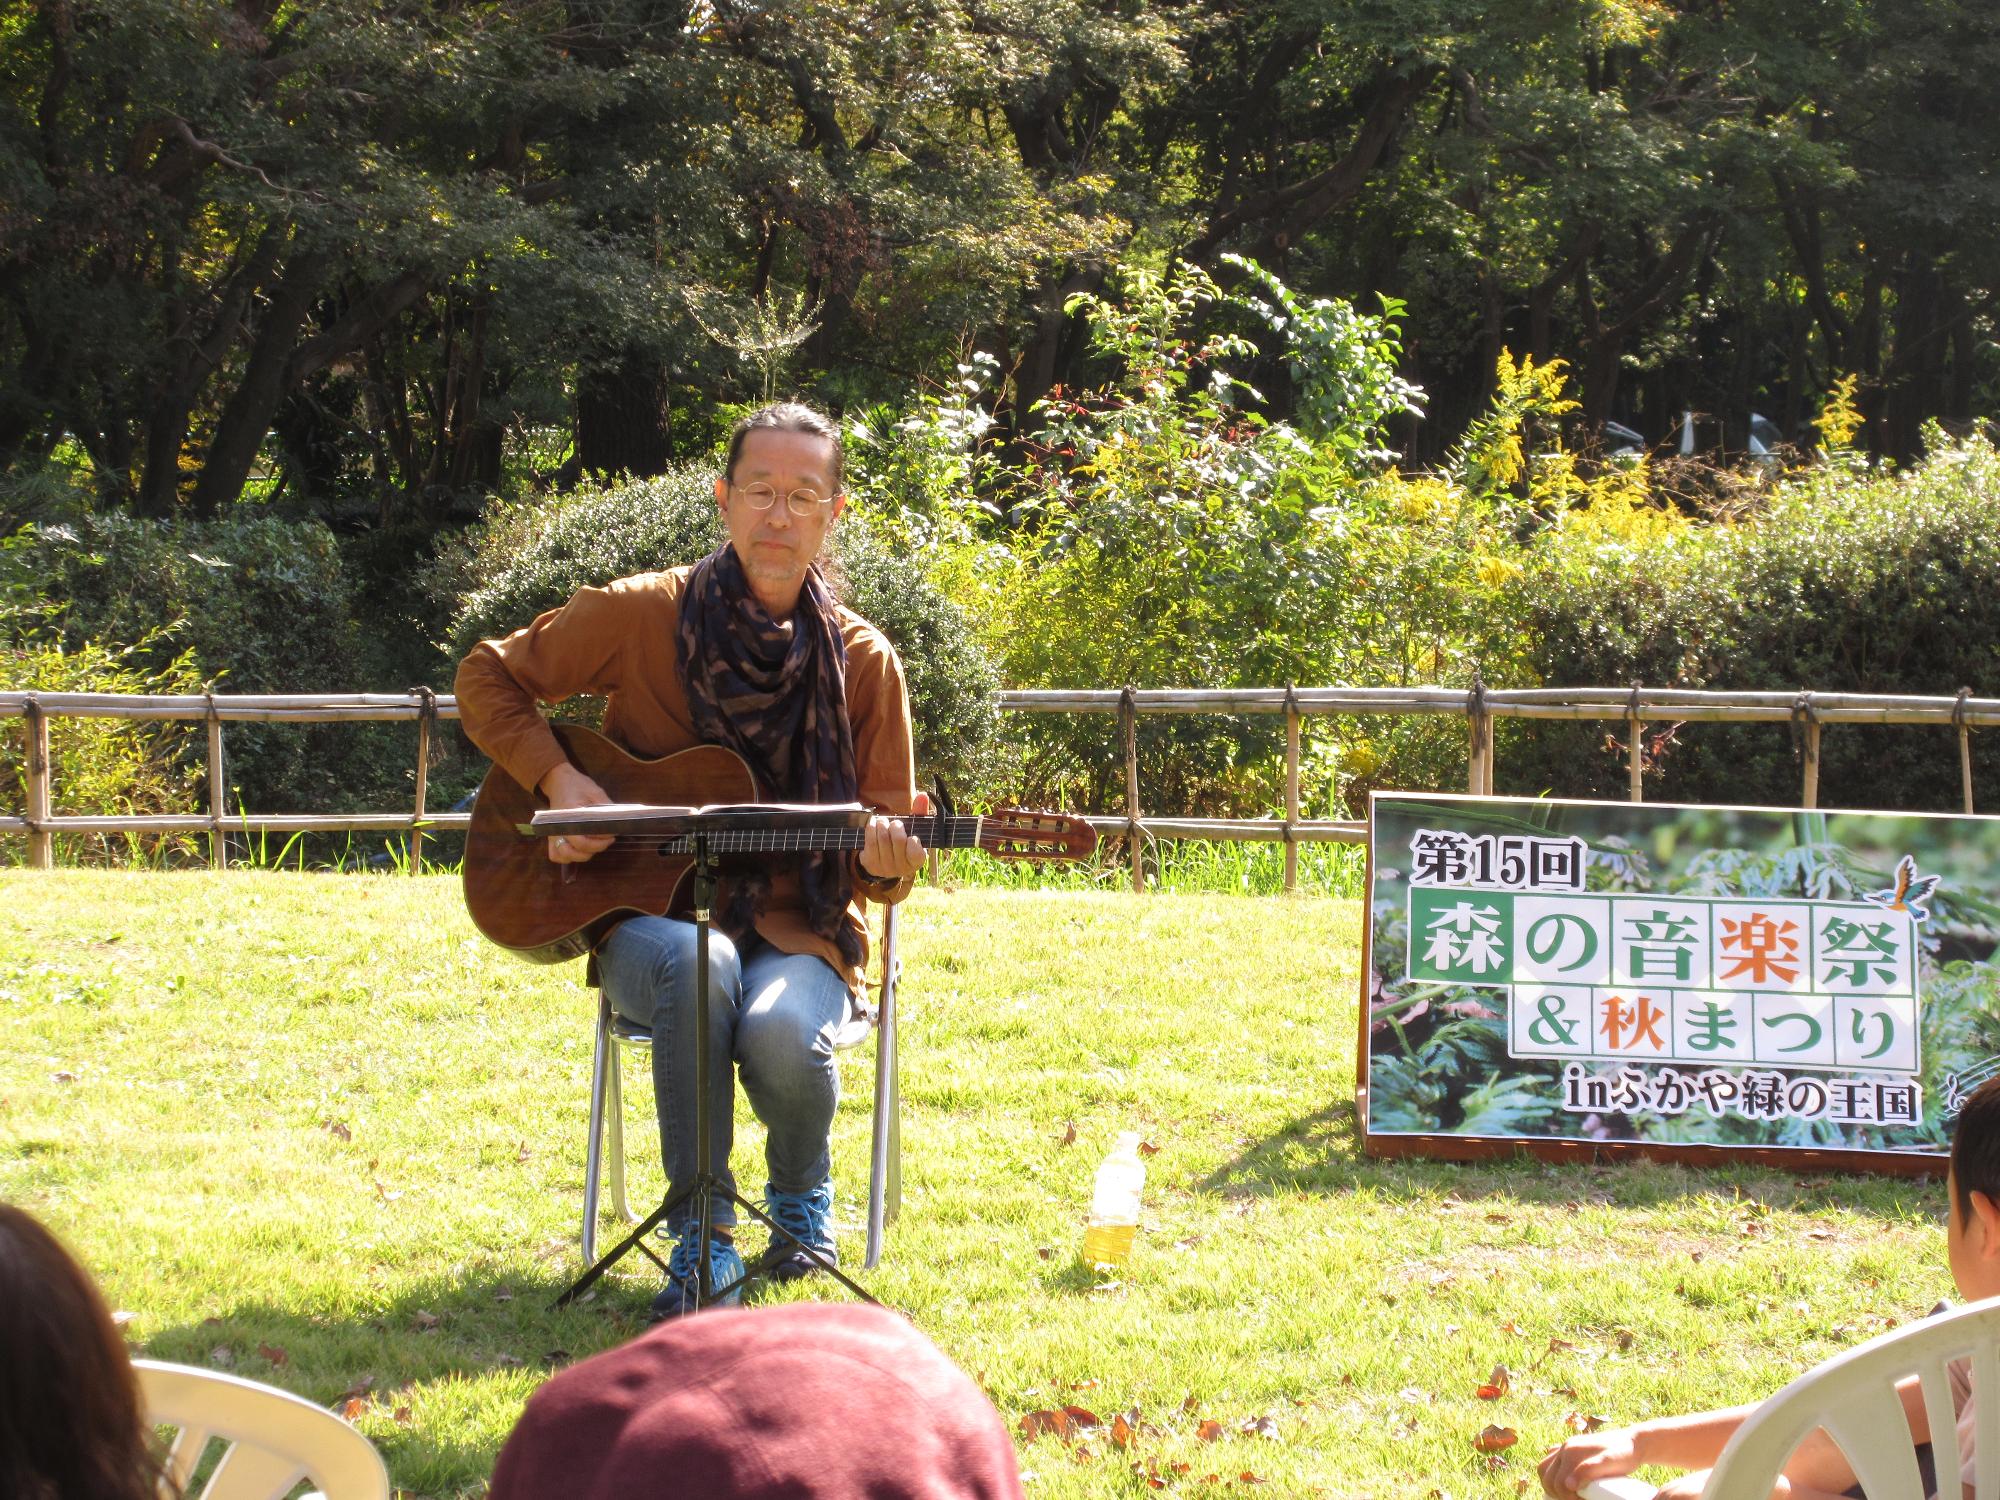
[1952,1076,2000,1226]
[0,1205,167,1500]
[723,402,845,490]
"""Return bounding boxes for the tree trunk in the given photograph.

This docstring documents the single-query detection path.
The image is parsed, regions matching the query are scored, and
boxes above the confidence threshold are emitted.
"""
[576,349,671,478]
[188,248,326,516]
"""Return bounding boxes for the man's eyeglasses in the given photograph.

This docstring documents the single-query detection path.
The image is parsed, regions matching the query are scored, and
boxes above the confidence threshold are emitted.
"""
[731,482,835,518]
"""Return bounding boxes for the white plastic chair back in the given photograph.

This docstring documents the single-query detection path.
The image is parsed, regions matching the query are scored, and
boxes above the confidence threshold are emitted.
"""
[1585,1296,2000,1500]
[1699,1294,2000,1500]
[136,1359,390,1500]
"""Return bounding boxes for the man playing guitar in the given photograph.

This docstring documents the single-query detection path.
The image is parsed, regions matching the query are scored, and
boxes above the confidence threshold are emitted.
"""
[455,402,927,1319]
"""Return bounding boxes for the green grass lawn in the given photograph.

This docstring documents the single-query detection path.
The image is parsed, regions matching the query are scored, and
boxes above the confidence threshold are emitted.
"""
[0,871,1953,1498]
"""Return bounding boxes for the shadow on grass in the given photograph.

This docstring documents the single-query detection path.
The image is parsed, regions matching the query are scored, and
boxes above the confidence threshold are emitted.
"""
[1195,1098,1945,1220]
[136,1257,888,1494]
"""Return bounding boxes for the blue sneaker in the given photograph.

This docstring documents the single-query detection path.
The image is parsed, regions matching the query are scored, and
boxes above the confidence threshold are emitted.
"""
[649,1227,744,1320]
[762,1180,836,1282]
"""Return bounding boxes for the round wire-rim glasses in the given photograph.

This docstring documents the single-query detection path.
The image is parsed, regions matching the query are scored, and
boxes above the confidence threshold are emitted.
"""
[731,482,836,518]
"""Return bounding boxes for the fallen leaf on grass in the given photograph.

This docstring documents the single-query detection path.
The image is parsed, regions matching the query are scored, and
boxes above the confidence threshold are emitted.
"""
[1237,1472,1268,1485]
[1498,1320,1524,1335]
[393,1405,413,1427]
[1475,1364,1511,1400]
[1058,1121,1078,1147]
[1473,1426,1517,1454]
[257,1343,289,1367]
[1020,1406,1101,1441]
[1564,1412,1607,1434]
[1138,1140,1161,1157]
[1182,1394,1201,1414]
[337,1397,368,1421]
[1111,1414,1134,1449]
[1197,1419,1225,1442]
[412,1310,441,1332]
[209,1345,236,1369]
[1037,1246,1054,1260]
[493,1286,515,1304]
[1240,1416,1280,1441]
[51,1071,74,1084]
[374,1181,403,1203]
[1067,1378,1099,1391]
[322,1119,352,1142]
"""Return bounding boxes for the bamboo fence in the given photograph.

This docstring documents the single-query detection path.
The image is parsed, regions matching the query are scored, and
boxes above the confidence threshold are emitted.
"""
[2,685,1994,885]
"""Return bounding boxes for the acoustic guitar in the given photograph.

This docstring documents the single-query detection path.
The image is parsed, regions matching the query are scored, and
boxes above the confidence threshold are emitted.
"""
[462,722,1097,963]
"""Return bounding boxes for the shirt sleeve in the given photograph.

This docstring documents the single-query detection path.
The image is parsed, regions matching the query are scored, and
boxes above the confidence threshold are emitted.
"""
[453,583,634,796]
[846,623,919,905]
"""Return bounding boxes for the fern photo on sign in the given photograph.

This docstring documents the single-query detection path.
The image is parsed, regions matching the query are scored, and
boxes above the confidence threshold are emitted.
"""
[1359,792,2000,1171]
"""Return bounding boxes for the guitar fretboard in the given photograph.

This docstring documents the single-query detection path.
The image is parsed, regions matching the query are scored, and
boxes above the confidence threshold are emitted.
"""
[655,816,985,855]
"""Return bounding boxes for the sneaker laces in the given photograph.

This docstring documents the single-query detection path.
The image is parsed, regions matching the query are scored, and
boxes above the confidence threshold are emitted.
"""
[763,1182,832,1247]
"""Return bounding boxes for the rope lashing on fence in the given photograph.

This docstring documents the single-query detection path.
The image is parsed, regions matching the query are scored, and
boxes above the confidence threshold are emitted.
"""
[1791,691,1822,809]
[410,685,439,874]
[1466,672,1491,795]
[1955,687,1976,814]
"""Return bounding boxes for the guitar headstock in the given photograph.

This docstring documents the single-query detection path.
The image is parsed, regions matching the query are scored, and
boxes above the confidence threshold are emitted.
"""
[977,808,1098,861]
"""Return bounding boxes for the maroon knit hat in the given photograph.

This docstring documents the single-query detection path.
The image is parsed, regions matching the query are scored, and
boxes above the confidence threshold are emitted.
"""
[487,1303,1025,1500]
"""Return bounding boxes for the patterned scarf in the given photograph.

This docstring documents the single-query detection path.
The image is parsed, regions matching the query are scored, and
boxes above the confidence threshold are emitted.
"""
[676,544,862,969]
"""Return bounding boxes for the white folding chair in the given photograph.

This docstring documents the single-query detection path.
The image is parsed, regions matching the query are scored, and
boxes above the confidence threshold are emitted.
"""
[581,902,904,1269]
[1581,1293,2000,1500]
[136,1359,390,1500]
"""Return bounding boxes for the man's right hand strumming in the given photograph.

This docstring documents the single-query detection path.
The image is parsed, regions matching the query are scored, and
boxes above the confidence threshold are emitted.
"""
[538,762,617,863]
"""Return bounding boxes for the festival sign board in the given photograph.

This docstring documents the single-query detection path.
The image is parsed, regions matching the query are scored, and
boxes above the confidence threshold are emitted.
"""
[1359,793,2000,1172]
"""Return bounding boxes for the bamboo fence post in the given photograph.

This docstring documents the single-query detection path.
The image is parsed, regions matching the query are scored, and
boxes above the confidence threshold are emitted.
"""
[1121,685,1143,894]
[1793,693,1821,810]
[24,696,52,870]
[1283,685,1301,892]
[1465,677,1491,795]
[1626,683,1645,803]
[411,687,435,874]
[206,691,227,870]
[1958,687,1976,814]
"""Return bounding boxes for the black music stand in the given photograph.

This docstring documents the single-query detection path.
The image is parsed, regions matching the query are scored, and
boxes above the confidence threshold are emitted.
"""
[541,804,884,1313]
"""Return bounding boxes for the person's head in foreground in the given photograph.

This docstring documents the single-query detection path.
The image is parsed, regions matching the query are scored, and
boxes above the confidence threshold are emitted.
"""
[486,1301,1024,1500]
[1540,1072,2000,1500]
[1949,1071,2000,1304]
[0,1203,164,1500]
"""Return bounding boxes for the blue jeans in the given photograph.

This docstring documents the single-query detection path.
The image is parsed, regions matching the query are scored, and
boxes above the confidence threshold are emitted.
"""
[596,916,852,1232]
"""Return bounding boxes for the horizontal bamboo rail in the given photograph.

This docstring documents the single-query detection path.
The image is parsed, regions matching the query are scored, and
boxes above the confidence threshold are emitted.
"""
[1,685,1988,883]
[0,691,464,871]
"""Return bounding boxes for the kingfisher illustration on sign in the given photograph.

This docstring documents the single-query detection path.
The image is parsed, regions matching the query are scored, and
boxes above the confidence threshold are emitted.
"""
[1363,794,2000,1168]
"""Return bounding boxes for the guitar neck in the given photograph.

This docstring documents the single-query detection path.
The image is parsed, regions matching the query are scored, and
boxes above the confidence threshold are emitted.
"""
[657,815,983,856]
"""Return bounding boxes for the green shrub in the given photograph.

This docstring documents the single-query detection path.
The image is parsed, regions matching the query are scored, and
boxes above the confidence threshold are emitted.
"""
[0,513,386,816]
[433,466,1000,790]
[1512,432,2000,811]
[0,608,205,865]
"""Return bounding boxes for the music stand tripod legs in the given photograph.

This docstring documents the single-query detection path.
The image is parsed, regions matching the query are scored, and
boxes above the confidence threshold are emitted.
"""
[556,836,881,1312]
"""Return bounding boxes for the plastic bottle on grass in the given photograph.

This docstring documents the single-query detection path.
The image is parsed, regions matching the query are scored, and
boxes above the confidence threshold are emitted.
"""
[1082,1132,1145,1269]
